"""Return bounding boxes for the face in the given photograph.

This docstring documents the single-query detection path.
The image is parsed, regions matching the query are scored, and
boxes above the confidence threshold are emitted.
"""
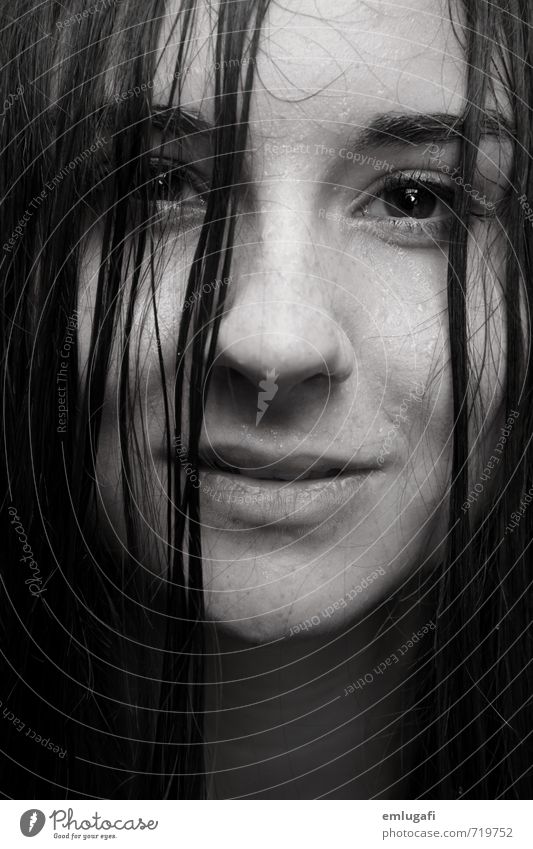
[79,0,507,642]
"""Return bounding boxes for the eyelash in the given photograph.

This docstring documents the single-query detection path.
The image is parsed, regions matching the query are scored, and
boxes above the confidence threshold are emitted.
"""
[347,169,458,243]
[148,158,209,208]
[94,160,489,248]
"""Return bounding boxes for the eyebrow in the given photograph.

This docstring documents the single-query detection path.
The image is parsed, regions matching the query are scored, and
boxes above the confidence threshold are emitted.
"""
[150,105,512,149]
[353,111,512,149]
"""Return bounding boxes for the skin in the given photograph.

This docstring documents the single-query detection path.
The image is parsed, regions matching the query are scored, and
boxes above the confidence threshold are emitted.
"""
[78,0,507,797]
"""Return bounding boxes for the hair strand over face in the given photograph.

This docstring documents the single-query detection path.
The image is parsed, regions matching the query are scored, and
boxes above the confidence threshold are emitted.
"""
[0,0,532,799]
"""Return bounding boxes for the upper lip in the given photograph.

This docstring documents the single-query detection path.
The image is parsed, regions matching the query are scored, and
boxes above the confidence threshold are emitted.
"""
[198,443,378,481]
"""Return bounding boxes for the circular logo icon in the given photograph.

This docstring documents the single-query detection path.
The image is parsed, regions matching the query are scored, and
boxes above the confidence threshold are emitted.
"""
[20,810,46,837]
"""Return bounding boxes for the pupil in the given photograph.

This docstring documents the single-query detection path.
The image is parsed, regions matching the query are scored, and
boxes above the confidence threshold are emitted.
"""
[386,186,437,219]
[155,173,171,198]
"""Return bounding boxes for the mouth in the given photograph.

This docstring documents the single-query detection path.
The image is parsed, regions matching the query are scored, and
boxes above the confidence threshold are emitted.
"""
[175,441,383,525]
[195,441,381,493]
[202,456,349,482]
[197,461,377,527]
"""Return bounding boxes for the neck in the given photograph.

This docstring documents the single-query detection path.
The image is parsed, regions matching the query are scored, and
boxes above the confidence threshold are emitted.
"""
[204,594,433,799]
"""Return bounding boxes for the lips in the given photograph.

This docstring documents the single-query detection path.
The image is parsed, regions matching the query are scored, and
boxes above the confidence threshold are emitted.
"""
[198,444,376,482]
[198,464,377,528]
[205,457,348,481]
[186,439,382,526]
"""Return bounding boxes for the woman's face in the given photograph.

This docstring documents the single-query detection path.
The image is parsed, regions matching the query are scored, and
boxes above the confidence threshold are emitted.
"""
[79,0,506,641]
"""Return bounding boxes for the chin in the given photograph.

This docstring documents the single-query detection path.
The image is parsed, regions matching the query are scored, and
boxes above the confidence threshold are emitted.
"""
[201,551,395,644]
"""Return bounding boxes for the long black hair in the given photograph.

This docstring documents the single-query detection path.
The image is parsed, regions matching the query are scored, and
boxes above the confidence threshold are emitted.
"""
[0,0,531,799]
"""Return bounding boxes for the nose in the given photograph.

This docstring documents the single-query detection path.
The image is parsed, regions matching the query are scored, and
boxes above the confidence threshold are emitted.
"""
[213,200,355,394]
[214,296,354,396]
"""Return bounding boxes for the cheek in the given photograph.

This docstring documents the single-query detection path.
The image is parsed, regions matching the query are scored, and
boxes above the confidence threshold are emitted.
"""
[467,231,506,410]
[77,225,196,372]
[340,230,449,362]
[464,230,507,510]
[76,236,193,565]
[345,237,453,466]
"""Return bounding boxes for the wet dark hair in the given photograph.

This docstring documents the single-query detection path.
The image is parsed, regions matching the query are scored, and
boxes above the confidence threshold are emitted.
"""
[1,0,532,799]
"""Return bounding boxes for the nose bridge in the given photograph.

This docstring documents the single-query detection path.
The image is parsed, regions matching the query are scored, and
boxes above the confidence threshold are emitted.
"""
[213,195,354,389]
[239,194,318,293]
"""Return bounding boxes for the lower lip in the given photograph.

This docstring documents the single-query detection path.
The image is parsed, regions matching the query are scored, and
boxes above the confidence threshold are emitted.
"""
[197,467,378,526]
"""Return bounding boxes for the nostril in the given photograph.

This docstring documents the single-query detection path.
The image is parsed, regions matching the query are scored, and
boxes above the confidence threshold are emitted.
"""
[213,323,354,391]
[222,366,266,401]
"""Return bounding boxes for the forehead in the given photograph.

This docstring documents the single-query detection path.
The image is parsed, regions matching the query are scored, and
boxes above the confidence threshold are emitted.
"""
[154,0,467,130]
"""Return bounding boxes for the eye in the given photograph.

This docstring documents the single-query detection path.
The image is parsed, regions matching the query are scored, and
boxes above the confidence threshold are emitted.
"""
[345,170,459,245]
[148,159,208,210]
[369,182,452,220]
[141,158,209,237]
[360,172,454,221]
